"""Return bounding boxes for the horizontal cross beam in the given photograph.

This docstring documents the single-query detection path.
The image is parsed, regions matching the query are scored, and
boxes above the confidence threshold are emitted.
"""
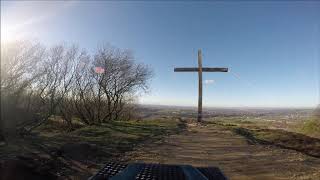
[174,67,228,72]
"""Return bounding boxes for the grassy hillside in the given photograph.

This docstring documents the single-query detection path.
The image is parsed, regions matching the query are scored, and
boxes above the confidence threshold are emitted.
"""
[0,118,186,179]
[301,107,320,137]
[207,117,320,158]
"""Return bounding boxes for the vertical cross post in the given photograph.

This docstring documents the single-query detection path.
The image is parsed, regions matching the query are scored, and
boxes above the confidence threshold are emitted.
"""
[174,50,228,123]
[198,49,203,122]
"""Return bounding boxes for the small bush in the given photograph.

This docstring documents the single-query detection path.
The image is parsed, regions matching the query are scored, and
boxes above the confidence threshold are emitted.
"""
[301,117,320,137]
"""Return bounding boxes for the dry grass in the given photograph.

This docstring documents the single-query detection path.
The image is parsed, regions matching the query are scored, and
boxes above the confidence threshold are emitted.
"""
[232,127,320,158]
[205,117,320,158]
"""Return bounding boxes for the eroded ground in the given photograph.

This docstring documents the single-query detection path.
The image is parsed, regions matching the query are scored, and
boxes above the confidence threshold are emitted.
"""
[124,123,320,180]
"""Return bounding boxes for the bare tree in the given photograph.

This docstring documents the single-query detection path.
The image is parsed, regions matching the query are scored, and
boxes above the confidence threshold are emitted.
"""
[26,45,87,131]
[71,55,101,125]
[1,40,153,136]
[1,41,45,135]
[70,45,153,124]
[94,45,153,122]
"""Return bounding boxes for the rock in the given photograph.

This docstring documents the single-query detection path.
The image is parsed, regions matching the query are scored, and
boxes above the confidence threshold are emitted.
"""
[60,142,98,160]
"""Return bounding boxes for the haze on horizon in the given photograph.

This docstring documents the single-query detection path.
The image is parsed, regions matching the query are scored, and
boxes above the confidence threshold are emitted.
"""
[1,1,320,108]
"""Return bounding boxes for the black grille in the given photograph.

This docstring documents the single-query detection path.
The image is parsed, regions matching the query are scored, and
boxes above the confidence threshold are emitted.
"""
[90,162,227,180]
[135,164,185,180]
[92,162,127,180]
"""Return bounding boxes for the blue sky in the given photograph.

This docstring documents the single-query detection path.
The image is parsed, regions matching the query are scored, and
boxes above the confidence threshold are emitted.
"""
[1,1,319,107]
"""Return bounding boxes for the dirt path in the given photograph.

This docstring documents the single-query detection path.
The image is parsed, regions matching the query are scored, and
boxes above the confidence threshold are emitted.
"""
[124,124,320,180]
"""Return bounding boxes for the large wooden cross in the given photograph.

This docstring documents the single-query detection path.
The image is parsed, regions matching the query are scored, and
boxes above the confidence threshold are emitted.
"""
[174,49,228,122]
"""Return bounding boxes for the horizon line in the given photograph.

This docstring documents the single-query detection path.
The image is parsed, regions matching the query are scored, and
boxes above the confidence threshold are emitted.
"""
[138,103,318,109]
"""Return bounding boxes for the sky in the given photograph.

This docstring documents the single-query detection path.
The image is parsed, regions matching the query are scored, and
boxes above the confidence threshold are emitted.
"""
[1,1,320,108]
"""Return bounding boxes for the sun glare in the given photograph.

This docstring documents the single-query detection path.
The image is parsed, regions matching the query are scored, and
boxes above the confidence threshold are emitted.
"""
[1,22,16,43]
